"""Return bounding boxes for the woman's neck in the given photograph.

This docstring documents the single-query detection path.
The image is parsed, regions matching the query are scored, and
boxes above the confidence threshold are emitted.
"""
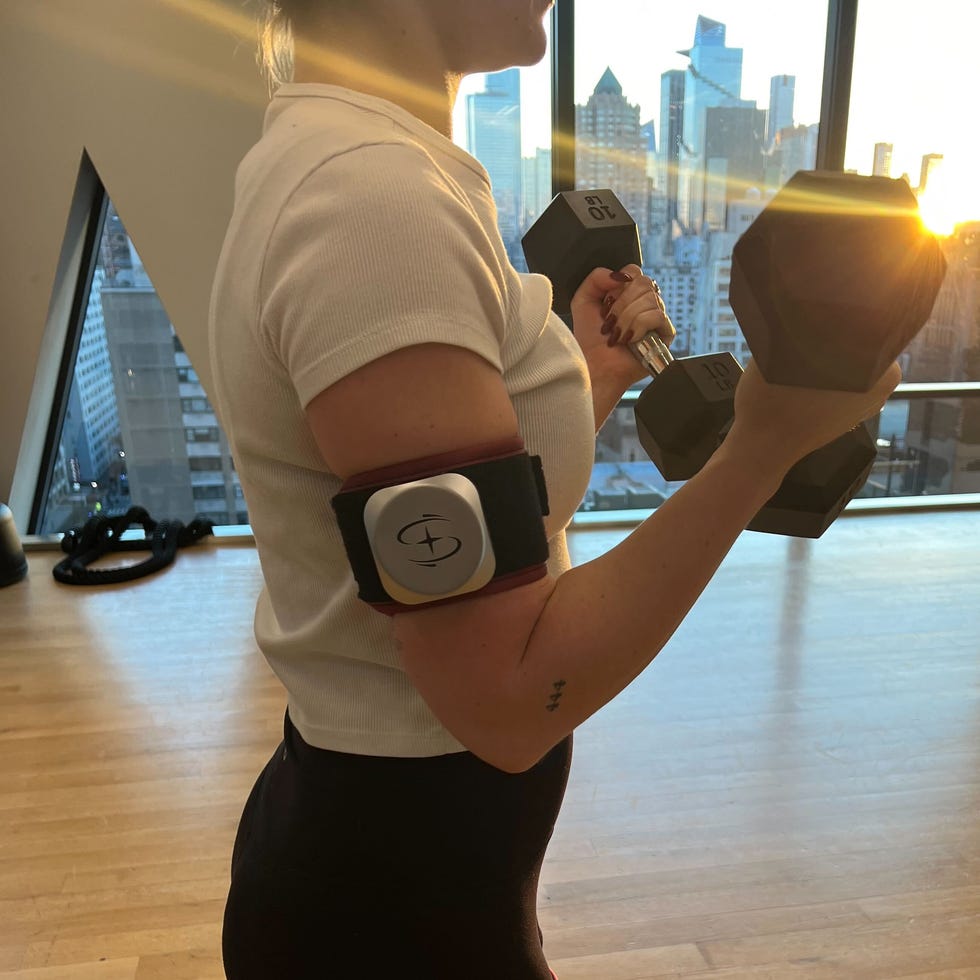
[291,21,460,138]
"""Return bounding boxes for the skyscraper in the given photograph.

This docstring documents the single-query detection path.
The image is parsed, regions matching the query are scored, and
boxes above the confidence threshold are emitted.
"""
[640,119,657,171]
[70,266,120,483]
[521,148,552,232]
[75,206,244,531]
[658,69,685,245]
[676,15,753,233]
[466,69,523,262]
[772,124,819,185]
[919,153,944,194]
[703,105,766,229]
[694,191,766,364]
[873,142,893,177]
[767,75,795,148]
[575,68,650,242]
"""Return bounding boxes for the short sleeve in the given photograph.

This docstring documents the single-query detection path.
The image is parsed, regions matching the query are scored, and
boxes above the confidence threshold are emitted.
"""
[259,141,508,408]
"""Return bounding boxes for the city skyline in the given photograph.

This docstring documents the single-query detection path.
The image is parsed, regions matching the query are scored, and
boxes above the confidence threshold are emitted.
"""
[448,22,979,512]
[454,3,979,231]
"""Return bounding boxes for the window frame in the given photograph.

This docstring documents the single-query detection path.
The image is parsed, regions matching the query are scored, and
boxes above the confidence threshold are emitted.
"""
[26,155,109,535]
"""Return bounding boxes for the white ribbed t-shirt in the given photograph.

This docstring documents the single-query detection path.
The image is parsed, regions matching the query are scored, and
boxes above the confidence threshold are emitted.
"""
[208,84,596,757]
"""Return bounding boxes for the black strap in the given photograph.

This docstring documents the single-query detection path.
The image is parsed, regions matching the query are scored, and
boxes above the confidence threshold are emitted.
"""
[332,452,550,608]
[52,506,214,586]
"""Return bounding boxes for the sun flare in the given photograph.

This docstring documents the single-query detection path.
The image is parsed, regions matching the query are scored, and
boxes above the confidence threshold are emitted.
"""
[916,161,978,237]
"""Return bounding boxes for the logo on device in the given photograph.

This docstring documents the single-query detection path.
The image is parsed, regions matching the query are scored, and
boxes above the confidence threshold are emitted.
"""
[397,515,463,567]
[363,473,495,604]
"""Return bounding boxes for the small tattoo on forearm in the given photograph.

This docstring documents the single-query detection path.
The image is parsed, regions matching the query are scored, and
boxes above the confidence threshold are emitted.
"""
[546,679,567,712]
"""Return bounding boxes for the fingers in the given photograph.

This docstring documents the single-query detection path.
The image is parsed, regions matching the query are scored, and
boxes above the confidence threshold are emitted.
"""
[600,265,675,348]
[572,264,638,308]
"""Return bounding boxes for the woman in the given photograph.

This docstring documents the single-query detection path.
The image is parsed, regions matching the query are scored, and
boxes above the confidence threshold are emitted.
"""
[208,2,900,976]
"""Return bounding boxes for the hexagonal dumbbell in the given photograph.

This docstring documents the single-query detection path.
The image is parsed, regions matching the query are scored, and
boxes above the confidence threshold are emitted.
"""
[525,178,946,537]
[522,189,742,481]
[731,171,947,536]
[629,333,742,482]
[746,426,879,538]
[731,170,947,392]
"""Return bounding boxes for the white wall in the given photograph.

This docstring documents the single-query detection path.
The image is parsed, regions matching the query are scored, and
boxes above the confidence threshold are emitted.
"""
[0,0,269,521]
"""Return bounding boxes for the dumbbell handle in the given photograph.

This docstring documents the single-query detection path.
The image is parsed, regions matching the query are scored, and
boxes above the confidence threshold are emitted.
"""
[629,330,675,377]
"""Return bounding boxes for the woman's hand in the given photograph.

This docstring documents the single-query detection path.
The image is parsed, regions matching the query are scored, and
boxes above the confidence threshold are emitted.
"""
[570,264,675,391]
[726,358,903,475]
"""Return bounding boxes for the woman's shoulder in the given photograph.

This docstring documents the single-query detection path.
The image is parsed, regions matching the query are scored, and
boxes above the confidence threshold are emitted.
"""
[251,96,409,177]
[240,93,465,221]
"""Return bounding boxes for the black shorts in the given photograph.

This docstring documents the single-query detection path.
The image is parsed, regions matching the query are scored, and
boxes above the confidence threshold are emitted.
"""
[222,710,571,979]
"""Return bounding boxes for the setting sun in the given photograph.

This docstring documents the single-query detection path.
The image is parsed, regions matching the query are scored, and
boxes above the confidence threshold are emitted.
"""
[916,160,979,237]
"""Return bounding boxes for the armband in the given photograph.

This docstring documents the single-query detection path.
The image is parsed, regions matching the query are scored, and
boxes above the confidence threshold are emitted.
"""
[332,437,551,615]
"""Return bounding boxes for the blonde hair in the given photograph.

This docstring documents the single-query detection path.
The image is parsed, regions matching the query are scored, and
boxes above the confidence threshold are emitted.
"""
[256,1,296,90]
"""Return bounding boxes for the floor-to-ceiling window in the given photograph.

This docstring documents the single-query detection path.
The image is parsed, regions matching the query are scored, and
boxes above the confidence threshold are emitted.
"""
[27,4,980,533]
[571,1,979,518]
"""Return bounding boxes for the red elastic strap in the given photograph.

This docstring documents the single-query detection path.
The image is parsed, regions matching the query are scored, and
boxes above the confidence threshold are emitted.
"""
[339,436,527,493]
[334,435,550,616]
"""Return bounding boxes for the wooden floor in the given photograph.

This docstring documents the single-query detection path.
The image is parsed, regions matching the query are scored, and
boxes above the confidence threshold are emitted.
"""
[1,511,978,979]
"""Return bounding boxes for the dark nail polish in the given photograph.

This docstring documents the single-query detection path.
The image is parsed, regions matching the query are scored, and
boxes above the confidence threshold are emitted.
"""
[601,313,618,336]
[602,293,616,310]
[607,327,621,347]
[610,271,633,283]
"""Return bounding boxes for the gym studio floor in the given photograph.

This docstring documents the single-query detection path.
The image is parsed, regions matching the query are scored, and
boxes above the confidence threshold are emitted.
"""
[1,509,978,979]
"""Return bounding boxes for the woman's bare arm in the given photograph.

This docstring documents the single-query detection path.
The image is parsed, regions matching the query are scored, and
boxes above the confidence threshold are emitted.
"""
[307,342,899,772]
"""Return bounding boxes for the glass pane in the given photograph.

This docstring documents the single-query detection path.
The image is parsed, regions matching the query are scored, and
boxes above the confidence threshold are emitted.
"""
[579,391,980,516]
[846,1,980,384]
[454,20,552,270]
[36,200,245,534]
[865,395,980,498]
[573,2,829,513]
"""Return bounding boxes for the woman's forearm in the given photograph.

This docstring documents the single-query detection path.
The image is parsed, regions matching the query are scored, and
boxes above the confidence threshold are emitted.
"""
[497,437,789,770]
[586,352,641,432]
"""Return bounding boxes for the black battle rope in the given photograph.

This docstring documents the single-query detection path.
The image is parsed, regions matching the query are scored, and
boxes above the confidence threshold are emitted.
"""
[53,506,214,585]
